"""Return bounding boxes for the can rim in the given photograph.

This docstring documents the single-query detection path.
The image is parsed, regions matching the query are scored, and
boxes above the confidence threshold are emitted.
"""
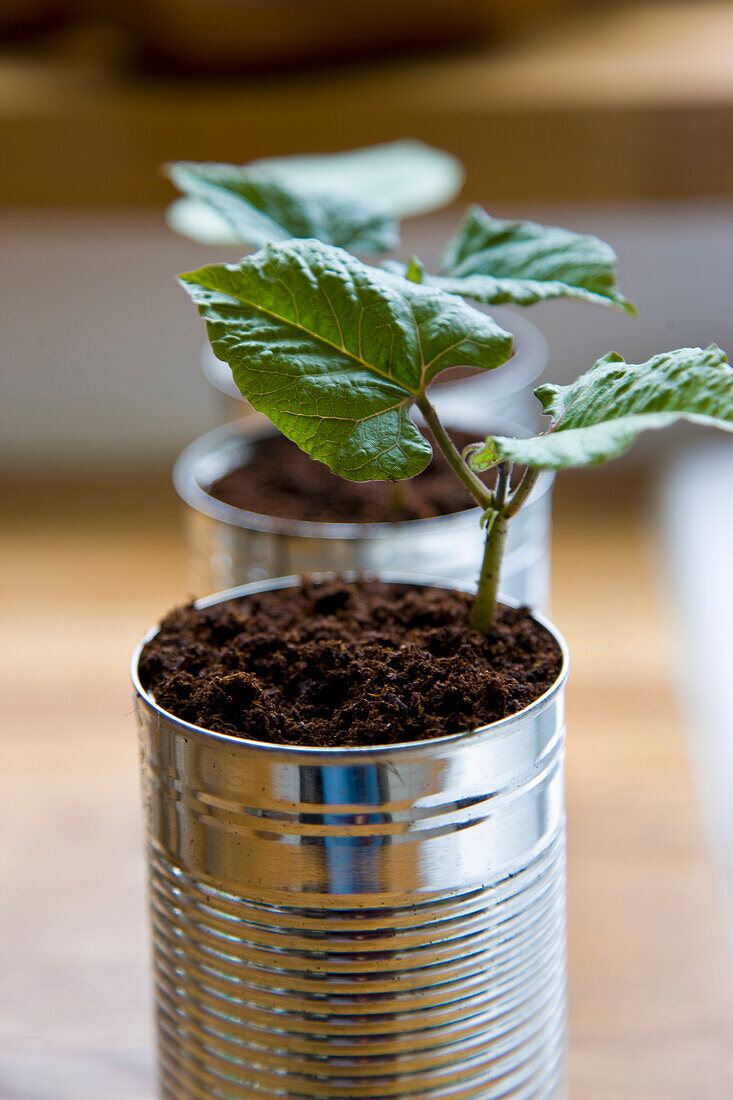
[173,420,554,540]
[131,572,569,761]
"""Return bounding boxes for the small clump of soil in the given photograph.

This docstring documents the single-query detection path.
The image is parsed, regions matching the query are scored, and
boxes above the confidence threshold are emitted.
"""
[138,578,562,748]
[208,429,498,524]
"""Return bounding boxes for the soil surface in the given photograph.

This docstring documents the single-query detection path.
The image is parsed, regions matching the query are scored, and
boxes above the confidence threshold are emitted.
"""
[208,429,496,524]
[138,578,562,748]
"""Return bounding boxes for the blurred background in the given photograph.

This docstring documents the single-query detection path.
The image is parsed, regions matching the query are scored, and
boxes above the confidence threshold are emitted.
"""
[2,2,733,1098]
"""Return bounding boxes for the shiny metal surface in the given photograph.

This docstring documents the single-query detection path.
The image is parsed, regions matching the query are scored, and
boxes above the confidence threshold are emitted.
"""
[133,576,568,1099]
[201,306,549,430]
[174,420,553,607]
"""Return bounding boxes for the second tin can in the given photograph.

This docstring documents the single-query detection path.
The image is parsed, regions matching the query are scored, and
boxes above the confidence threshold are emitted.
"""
[174,419,554,606]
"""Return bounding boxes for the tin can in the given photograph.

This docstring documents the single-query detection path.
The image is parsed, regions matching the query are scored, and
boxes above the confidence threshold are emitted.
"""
[174,420,553,607]
[133,575,568,1100]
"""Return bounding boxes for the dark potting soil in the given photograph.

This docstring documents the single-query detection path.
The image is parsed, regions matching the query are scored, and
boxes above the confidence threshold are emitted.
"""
[138,578,562,748]
[208,429,498,524]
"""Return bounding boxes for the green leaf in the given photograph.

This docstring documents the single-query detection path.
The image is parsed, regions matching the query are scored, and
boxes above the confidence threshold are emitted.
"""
[430,205,635,312]
[179,239,513,481]
[166,197,243,246]
[251,140,464,218]
[166,142,463,249]
[165,161,398,254]
[405,255,425,284]
[471,346,733,471]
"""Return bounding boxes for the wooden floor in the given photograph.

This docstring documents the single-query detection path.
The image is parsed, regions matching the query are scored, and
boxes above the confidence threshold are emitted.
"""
[1,473,732,1098]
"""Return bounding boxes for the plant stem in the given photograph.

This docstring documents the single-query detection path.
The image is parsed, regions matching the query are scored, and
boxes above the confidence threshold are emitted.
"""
[414,396,537,635]
[390,480,406,515]
[471,513,509,634]
[415,395,493,510]
[505,466,540,518]
[471,462,510,634]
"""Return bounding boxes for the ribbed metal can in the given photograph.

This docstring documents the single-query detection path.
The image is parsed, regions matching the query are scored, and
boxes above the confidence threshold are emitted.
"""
[201,306,549,430]
[174,420,554,608]
[133,575,569,1100]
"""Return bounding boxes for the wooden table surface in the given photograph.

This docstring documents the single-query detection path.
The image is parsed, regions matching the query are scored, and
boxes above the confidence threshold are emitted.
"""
[1,473,732,1098]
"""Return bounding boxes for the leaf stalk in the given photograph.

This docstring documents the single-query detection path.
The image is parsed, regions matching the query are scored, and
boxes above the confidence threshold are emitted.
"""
[416,395,493,511]
[505,466,540,518]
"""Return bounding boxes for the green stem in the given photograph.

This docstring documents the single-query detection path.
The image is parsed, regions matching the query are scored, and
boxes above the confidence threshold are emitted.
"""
[505,465,540,518]
[416,395,493,510]
[471,512,509,634]
[413,396,532,635]
[390,480,406,515]
[471,461,510,634]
